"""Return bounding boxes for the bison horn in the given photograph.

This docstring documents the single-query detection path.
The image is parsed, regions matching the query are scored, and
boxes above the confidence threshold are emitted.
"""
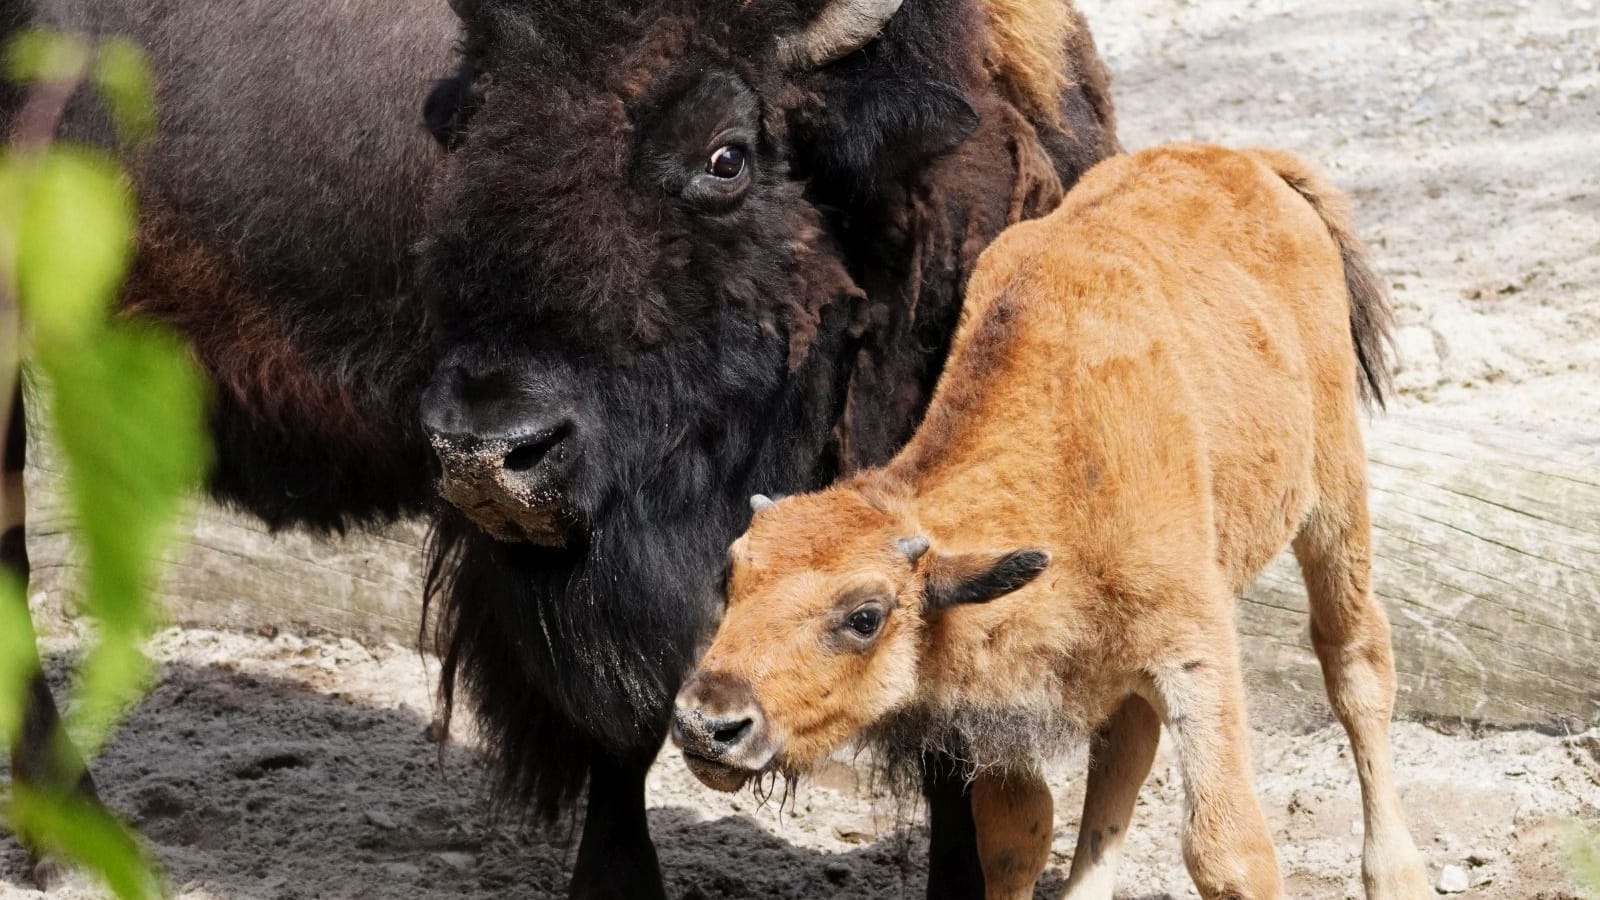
[750,494,777,513]
[897,536,930,563]
[776,0,904,70]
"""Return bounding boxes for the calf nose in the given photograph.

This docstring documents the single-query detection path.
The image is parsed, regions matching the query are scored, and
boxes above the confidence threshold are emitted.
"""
[671,673,772,771]
[672,706,757,759]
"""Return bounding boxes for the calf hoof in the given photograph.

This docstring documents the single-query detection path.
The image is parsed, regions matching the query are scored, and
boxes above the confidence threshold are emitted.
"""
[1363,855,1431,900]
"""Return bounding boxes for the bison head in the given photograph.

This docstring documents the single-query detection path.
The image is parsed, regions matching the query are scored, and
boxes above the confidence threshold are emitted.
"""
[418,0,981,546]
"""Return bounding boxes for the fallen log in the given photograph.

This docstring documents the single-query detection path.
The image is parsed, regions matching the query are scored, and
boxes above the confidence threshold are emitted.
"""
[24,409,1600,728]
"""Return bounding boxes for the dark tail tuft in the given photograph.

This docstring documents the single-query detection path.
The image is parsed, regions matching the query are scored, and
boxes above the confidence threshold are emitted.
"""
[1252,148,1396,409]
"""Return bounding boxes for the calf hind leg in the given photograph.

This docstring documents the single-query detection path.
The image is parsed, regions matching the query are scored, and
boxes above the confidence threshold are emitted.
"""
[1293,488,1427,899]
[1061,694,1161,900]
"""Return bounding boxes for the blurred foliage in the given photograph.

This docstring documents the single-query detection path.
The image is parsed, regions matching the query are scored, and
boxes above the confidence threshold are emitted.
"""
[1571,823,1600,900]
[0,28,207,899]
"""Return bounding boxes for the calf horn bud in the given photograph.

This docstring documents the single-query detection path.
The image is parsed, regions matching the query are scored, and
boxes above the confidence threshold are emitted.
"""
[776,0,904,70]
[897,535,930,562]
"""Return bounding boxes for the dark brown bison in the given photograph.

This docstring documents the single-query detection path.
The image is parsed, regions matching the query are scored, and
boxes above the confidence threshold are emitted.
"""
[416,0,1116,895]
[3,0,454,884]
[4,0,1118,896]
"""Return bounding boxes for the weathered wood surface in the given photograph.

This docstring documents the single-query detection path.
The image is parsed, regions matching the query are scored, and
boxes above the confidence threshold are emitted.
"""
[1241,412,1600,729]
[23,410,1600,727]
[23,452,431,648]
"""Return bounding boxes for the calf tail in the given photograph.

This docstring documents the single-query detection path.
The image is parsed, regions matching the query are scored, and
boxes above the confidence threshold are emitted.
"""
[1253,148,1395,410]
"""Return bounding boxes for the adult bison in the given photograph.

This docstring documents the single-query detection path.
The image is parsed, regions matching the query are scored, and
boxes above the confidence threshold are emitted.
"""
[4,0,1118,896]
[3,0,453,883]
[416,0,1116,895]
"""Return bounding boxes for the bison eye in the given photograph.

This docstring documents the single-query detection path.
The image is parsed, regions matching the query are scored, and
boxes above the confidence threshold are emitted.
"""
[707,145,747,179]
[845,606,883,638]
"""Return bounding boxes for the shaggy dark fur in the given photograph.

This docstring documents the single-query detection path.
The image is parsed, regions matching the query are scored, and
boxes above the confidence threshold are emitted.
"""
[418,1,1118,895]
[1,1,452,881]
[27,0,458,528]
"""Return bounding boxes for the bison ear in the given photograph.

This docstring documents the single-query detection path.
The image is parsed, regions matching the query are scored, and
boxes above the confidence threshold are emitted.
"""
[809,76,979,192]
[424,59,480,150]
[923,549,1049,610]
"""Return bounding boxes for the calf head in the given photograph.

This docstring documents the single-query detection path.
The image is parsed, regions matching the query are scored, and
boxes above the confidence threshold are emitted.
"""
[673,485,1048,791]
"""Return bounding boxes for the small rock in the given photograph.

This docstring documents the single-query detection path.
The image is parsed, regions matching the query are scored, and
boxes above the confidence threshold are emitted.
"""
[1467,848,1497,867]
[833,824,870,844]
[435,851,475,872]
[1437,864,1470,894]
[364,810,398,830]
[823,862,853,885]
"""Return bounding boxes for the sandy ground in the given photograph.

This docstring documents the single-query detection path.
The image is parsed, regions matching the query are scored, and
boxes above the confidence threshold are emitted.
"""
[2,628,1597,900]
[4,0,1599,897]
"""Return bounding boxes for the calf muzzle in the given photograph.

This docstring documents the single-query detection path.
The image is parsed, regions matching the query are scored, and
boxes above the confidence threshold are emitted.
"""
[671,673,775,792]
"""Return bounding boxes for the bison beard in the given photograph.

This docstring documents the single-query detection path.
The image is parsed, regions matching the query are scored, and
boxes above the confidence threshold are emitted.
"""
[418,0,1117,897]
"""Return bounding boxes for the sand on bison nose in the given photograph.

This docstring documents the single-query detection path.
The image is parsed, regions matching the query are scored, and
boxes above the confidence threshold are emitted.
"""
[2,627,1597,900]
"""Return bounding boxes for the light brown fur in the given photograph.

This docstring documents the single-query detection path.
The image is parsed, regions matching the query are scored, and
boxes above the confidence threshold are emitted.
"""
[676,144,1428,899]
[981,0,1117,137]
[983,0,1076,122]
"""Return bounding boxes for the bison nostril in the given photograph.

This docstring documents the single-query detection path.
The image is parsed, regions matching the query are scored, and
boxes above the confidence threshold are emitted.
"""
[713,718,753,747]
[503,422,573,474]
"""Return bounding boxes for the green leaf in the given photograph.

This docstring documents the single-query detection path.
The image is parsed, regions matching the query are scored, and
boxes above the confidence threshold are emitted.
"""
[1569,822,1600,899]
[39,323,209,753]
[7,783,162,900]
[12,147,135,346]
[0,572,39,745]
[92,39,157,147]
[3,28,89,84]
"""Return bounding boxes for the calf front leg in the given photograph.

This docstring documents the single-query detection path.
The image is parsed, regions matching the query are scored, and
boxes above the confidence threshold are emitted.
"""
[971,766,1053,900]
[1145,625,1282,900]
[1062,694,1161,900]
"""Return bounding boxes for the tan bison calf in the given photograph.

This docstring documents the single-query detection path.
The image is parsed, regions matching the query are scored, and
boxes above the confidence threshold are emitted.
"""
[672,143,1431,900]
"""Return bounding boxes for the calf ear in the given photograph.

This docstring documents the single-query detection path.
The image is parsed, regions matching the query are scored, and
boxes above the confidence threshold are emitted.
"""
[807,76,979,192]
[923,549,1049,610]
[424,59,480,150]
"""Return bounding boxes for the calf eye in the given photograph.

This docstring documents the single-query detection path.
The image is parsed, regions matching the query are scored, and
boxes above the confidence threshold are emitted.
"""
[707,145,746,179]
[845,606,883,638]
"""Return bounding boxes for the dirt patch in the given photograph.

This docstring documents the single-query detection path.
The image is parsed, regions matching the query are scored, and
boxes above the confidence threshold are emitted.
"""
[2,628,1597,899]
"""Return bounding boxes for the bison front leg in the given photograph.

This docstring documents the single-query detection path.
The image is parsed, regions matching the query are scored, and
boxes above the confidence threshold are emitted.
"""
[5,387,103,890]
[970,766,1053,900]
[568,751,666,900]
[924,750,986,900]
